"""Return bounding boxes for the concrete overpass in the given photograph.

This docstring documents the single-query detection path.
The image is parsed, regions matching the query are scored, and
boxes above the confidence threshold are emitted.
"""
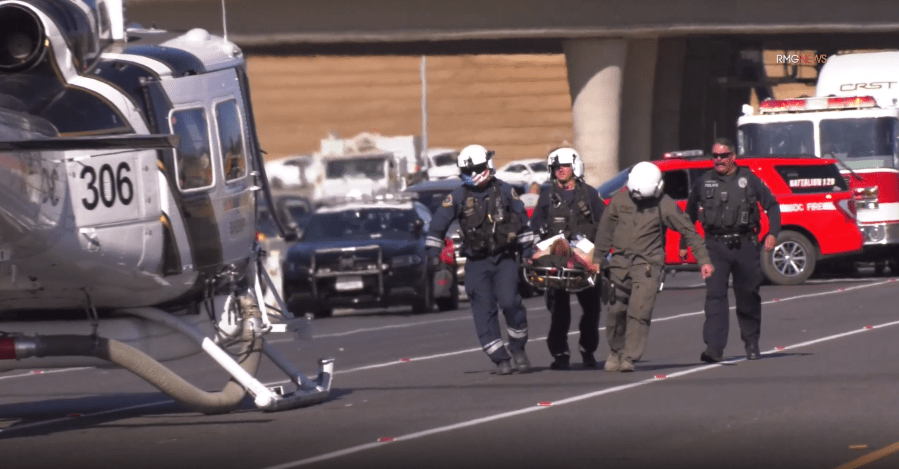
[125,0,899,185]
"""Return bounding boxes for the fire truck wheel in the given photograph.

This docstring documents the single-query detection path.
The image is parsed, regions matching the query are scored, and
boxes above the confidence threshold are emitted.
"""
[761,231,817,285]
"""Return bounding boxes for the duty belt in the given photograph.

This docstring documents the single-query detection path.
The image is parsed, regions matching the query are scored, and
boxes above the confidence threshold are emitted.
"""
[708,232,756,249]
[707,232,755,242]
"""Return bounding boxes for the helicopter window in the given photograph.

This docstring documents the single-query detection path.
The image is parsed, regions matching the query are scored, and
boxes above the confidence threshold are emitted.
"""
[215,99,247,182]
[170,108,214,191]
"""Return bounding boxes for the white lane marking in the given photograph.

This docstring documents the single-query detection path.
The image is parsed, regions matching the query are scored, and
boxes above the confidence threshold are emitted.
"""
[804,277,894,284]
[685,277,885,288]
[1,280,890,435]
[0,299,557,377]
[264,275,888,344]
[268,298,576,343]
[0,367,93,381]
[285,279,892,378]
[261,318,899,469]
[309,316,470,340]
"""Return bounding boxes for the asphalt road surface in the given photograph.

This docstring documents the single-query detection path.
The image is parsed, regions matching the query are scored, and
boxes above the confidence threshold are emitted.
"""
[2,270,899,469]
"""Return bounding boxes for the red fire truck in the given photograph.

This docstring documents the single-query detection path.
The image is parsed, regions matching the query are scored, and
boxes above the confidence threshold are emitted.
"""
[736,51,899,273]
[598,152,863,285]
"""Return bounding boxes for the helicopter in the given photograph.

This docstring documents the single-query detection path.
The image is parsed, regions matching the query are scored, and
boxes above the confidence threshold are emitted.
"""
[0,0,332,413]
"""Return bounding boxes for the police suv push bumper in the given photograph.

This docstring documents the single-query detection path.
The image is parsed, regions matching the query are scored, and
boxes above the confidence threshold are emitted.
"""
[290,244,426,309]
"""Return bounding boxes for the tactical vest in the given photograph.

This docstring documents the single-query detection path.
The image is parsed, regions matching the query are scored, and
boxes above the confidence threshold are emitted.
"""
[546,181,598,241]
[459,181,523,257]
[697,167,759,234]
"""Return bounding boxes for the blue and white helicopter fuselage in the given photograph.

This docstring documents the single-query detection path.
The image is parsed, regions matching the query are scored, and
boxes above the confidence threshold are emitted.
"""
[0,0,331,413]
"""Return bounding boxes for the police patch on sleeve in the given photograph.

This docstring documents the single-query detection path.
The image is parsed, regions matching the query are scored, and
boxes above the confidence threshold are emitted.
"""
[738,177,748,188]
[511,190,520,200]
[442,194,453,207]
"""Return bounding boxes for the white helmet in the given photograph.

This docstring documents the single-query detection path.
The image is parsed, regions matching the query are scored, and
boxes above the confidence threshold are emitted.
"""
[572,156,584,179]
[457,144,495,173]
[547,147,584,178]
[626,161,664,199]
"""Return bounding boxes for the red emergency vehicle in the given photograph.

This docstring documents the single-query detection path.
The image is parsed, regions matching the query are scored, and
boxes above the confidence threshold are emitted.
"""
[737,52,899,273]
[598,152,864,285]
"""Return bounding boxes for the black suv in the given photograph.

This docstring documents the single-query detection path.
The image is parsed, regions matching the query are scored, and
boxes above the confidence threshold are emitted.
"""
[282,197,459,317]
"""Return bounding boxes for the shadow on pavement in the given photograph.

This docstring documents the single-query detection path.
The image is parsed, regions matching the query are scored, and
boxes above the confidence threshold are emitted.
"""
[0,387,353,439]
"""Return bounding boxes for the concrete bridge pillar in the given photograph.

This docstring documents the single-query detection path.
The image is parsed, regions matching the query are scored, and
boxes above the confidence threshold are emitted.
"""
[564,38,627,187]
[651,38,688,160]
[619,38,659,168]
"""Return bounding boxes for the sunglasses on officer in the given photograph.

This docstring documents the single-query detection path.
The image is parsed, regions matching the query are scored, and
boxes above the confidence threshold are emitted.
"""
[553,163,573,170]
[711,151,734,159]
[461,162,490,176]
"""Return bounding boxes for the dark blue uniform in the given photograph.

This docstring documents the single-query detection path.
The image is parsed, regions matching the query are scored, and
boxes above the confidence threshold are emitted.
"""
[529,180,605,367]
[684,167,781,359]
[426,177,536,366]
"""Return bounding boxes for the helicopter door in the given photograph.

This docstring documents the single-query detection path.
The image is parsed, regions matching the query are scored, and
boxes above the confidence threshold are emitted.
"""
[159,68,254,271]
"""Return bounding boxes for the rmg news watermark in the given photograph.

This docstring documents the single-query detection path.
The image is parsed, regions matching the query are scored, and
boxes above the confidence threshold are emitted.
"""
[775,54,827,64]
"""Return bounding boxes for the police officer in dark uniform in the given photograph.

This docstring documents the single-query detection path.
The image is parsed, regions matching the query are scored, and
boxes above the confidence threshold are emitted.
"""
[425,144,536,375]
[529,147,605,370]
[681,137,780,363]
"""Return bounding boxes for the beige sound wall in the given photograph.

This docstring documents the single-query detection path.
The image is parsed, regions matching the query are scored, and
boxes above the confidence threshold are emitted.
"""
[245,54,575,168]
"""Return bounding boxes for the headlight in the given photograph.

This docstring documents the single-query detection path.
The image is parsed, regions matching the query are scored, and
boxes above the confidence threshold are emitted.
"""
[866,225,886,243]
[391,254,422,267]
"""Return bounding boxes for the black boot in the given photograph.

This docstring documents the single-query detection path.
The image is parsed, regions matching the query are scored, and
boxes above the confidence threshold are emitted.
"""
[549,354,570,370]
[745,343,761,360]
[700,349,724,363]
[512,351,532,373]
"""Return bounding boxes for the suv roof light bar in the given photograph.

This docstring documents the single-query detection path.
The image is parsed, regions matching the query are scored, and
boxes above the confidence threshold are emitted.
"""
[663,149,704,159]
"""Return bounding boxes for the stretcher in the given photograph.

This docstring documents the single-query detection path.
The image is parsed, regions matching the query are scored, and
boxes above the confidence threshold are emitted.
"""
[522,263,597,293]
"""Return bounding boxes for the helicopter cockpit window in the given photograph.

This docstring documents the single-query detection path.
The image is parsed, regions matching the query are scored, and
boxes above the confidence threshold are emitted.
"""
[215,99,247,182]
[170,108,213,191]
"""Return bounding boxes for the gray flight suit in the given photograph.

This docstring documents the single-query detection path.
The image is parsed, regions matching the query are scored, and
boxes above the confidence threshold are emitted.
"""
[593,191,711,363]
